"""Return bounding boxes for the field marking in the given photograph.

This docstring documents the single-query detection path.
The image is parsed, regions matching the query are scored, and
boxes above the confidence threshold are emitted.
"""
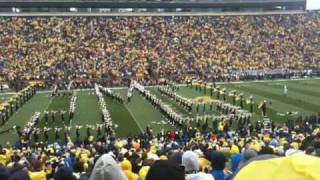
[0,77,319,95]
[38,96,54,120]
[177,77,320,87]
[0,101,31,130]
[0,94,53,132]
[249,85,318,114]
[0,93,16,96]
[223,83,317,120]
[123,103,144,133]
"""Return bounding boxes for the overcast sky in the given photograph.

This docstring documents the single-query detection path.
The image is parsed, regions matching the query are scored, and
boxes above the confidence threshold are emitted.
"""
[307,0,320,10]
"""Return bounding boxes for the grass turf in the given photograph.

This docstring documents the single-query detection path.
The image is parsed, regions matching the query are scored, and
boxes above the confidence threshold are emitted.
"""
[69,91,102,140]
[0,93,51,144]
[110,89,175,136]
[0,78,319,143]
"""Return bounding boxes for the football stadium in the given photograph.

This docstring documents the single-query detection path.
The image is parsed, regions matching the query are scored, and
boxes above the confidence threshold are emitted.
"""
[0,0,319,180]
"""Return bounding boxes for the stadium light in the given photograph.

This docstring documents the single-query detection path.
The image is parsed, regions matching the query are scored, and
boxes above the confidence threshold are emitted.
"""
[12,8,20,13]
[70,7,78,12]
[307,0,320,10]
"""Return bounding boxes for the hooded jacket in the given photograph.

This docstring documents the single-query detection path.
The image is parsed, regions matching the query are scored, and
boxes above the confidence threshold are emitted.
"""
[90,154,127,180]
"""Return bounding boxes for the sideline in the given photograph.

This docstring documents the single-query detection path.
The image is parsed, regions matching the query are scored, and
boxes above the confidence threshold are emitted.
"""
[0,77,319,95]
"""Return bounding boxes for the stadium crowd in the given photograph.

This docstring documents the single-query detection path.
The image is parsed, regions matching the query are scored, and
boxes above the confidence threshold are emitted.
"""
[0,12,319,88]
[0,10,320,180]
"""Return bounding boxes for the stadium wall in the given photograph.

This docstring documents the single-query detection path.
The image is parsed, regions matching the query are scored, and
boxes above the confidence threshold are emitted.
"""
[0,10,306,16]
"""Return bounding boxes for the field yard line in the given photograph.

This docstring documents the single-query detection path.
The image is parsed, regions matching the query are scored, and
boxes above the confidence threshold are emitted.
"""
[123,104,144,133]
[38,96,54,119]
[69,119,73,129]
[177,77,320,87]
[0,92,16,96]
[4,98,33,126]
[1,95,53,131]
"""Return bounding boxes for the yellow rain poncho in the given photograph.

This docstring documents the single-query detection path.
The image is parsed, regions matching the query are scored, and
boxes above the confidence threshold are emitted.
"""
[234,154,320,180]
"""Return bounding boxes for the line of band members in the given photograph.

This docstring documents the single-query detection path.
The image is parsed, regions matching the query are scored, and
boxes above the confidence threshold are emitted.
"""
[99,86,126,104]
[139,85,252,131]
[186,80,267,115]
[0,87,36,125]
[157,85,255,113]
[18,123,115,143]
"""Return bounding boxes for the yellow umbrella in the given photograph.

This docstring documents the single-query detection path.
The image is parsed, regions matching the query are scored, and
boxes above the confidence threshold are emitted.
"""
[234,154,320,180]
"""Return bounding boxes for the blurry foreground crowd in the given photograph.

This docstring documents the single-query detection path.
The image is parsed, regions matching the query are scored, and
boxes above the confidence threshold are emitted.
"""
[0,114,320,180]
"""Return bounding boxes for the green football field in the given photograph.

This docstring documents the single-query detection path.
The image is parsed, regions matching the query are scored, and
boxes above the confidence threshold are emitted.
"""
[0,78,319,144]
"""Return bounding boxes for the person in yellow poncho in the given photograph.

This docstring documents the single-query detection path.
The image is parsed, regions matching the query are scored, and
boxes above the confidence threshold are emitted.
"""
[139,166,150,180]
[29,159,47,180]
[121,159,139,180]
[234,154,320,180]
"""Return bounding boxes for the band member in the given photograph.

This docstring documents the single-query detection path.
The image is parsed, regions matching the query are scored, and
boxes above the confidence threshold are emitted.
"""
[210,102,213,111]
[232,92,236,105]
[284,85,288,96]
[196,103,200,112]
[69,110,74,120]
[248,96,254,113]
[202,103,206,112]
[87,126,91,138]
[127,90,132,103]
[258,100,267,117]
[97,125,102,139]
[60,110,65,122]
[33,128,40,142]
[217,87,220,99]
[44,111,49,123]
[239,94,244,109]
[44,127,49,142]
[76,126,81,138]
[51,111,56,122]
[55,128,60,141]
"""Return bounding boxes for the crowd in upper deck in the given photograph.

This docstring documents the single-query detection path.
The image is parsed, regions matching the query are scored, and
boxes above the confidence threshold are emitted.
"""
[0,12,319,86]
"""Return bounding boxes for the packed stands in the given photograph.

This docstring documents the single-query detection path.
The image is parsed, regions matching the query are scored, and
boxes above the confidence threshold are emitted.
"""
[0,12,319,88]
[0,6,320,180]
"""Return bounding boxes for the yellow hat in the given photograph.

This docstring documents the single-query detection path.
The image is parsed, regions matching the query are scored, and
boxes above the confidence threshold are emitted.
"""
[123,170,139,180]
[230,145,240,154]
[121,159,132,171]
[263,135,271,144]
[116,140,124,149]
[198,157,211,171]
[290,142,299,150]
[238,139,245,147]
[249,141,261,152]
[279,138,288,146]
[159,155,168,160]
[149,146,157,154]
[139,166,150,180]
